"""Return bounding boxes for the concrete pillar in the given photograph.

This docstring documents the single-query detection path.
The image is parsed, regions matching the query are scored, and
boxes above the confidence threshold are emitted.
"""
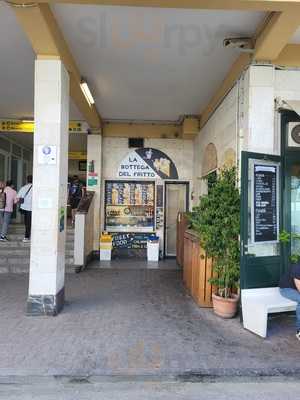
[242,65,276,155]
[27,59,69,316]
[87,134,102,252]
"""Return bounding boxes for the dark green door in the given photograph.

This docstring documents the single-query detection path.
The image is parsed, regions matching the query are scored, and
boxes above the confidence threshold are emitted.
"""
[240,151,282,289]
[282,155,300,272]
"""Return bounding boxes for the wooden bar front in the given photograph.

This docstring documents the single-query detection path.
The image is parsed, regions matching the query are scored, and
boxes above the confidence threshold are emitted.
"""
[183,229,214,308]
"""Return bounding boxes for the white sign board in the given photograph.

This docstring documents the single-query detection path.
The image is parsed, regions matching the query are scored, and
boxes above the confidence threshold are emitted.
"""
[118,151,159,179]
[38,145,57,165]
[117,148,179,180]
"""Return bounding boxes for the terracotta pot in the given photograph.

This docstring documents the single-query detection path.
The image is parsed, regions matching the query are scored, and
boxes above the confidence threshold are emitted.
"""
[212,293,239,319]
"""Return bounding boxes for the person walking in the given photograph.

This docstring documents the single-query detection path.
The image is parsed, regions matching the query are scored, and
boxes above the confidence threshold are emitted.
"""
[0,180,17,241]
[68,175,83,226]
[17,175,33,243]
[280,263,300,340]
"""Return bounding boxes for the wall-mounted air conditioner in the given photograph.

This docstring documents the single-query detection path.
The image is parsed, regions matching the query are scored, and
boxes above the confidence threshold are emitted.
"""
[288,122,300,148]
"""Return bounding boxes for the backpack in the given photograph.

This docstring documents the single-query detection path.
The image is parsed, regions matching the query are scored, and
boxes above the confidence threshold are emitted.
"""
[0,189,6,210]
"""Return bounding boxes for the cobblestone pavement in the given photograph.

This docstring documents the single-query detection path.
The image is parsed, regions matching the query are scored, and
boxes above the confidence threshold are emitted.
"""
[1,266,300,377]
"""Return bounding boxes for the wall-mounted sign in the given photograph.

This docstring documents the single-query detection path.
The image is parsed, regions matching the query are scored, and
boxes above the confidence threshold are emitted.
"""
[69,152,87,160]
[87,172,99,187]
[0,119,88,134]
[253,164,279,243]
[118,148,178,180]
[38,145,57,165]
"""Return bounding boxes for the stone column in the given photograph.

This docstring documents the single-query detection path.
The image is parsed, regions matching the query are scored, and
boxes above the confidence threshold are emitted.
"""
[86,134,102,252]
[27,59,69,316]
[242,65,276,155]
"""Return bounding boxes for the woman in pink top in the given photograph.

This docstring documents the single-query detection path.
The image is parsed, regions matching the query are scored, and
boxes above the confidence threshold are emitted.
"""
[0,180,17,241]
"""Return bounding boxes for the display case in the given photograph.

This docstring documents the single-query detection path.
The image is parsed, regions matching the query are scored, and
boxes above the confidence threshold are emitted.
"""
[105,181,155,232]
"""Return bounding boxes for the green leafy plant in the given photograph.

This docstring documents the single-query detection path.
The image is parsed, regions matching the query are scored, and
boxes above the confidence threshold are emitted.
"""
[189,167,240,299]
[279,230,300,263]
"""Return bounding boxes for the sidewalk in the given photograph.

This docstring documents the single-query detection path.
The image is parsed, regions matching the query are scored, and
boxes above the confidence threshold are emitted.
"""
[1,267,300,377]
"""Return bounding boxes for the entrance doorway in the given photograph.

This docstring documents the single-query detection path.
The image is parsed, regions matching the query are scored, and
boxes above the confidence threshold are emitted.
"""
[165,182,189,257]
[240,152,282,289]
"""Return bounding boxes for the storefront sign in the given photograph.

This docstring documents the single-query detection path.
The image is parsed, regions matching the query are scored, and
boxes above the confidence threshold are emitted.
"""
[69,152,87,160]
[253,164,278,243]
[118,148,178,180]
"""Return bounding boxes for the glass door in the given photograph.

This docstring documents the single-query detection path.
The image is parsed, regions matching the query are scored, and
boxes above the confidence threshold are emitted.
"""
[284,158,300,267]
[165,183,188,257]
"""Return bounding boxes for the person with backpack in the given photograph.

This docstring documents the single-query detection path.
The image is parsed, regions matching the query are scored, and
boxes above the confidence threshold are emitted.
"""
[68,175,84,226]
[17,175,33,243]
[0,180,17,242]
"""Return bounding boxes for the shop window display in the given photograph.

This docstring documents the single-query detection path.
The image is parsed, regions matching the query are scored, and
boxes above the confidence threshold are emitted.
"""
[105,181,155,232]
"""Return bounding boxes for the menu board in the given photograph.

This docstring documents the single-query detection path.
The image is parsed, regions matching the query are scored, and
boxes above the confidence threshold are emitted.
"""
[105,181,155,232]
[112,233,151,249]
[254,164,278,243]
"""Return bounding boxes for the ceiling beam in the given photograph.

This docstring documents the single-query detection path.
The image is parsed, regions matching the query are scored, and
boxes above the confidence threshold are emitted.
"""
[13,0,300,12]
[254,11,300,60]
[103,122,182,139]
[200,53,252,129]
[12,3,102,130]
[274,44,300,66]
[200,8,300,128]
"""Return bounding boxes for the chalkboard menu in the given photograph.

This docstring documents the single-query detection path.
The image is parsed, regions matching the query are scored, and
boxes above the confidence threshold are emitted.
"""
[111,232,152,258]
[112,233,151,249]
[254,164,278,243]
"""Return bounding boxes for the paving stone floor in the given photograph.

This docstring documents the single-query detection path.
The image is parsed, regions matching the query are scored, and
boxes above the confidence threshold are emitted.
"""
[1,262,300,377]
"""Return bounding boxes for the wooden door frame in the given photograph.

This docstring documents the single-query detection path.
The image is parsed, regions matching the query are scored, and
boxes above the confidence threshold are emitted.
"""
[164,181,190,258]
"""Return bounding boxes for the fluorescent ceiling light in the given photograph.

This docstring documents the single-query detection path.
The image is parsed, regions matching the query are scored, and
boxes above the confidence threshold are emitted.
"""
[80,81,95,107]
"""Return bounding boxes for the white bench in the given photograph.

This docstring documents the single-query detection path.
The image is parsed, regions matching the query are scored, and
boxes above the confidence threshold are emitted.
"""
[241,287,297,338]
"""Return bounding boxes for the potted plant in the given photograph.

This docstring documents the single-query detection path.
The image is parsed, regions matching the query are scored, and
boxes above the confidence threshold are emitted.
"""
[189,167,240,318]
[279,230,300,264]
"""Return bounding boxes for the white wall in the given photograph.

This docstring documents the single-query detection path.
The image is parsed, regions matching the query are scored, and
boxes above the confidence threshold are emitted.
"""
[193,84,238,204]
[241,65,300,157]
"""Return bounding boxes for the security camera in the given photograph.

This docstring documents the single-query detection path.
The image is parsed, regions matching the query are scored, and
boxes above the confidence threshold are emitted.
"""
[223,37,254,52]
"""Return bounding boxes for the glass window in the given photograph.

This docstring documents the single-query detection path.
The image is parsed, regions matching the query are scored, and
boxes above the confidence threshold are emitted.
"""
[105,181,155,233]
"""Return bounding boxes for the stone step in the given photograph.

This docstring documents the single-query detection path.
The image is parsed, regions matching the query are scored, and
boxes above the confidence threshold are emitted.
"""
[5,234,75,242]
[0,264,77,273]
[0,256,76,273]
[0,241,74,250]
[7,229,75,236]
[0,247,74,256]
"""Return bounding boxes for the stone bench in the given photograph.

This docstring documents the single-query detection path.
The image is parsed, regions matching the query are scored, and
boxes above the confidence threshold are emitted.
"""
[241,287,297,338]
